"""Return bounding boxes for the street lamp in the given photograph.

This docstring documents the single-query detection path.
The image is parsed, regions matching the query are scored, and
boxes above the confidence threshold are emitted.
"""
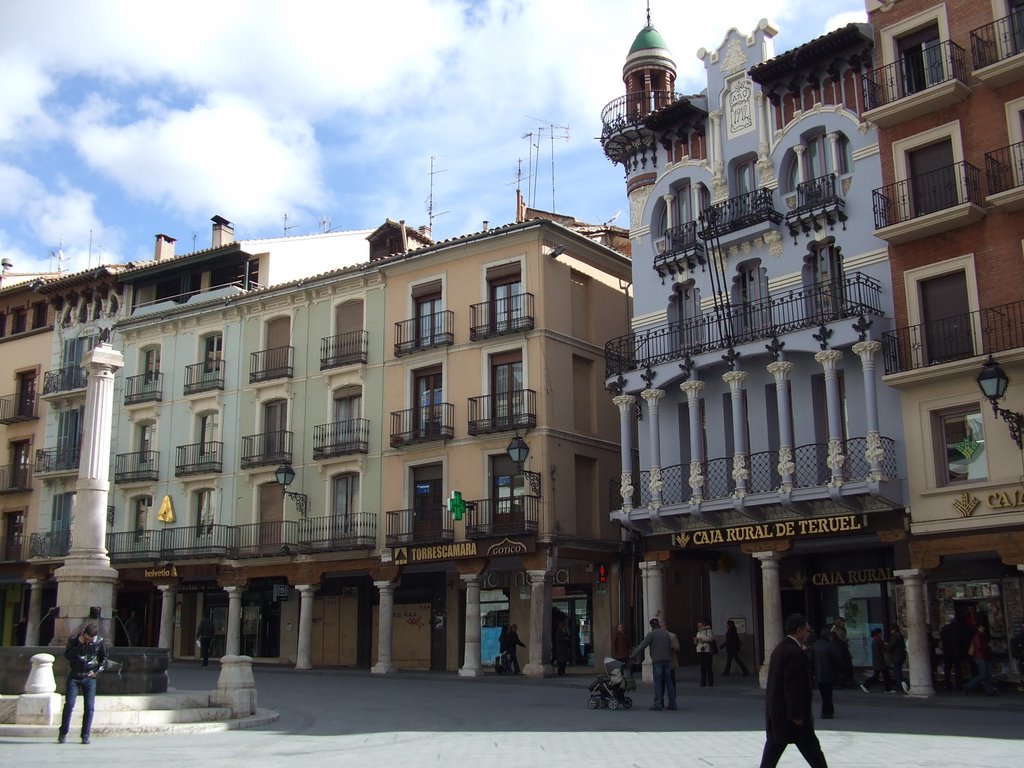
[506,433,529,471]
[976,355,1024,450]
[274,463,308,515]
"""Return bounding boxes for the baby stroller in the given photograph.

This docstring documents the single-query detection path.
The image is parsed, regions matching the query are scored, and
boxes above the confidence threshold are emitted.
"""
[494,650,515,675]
[587,657,634,709]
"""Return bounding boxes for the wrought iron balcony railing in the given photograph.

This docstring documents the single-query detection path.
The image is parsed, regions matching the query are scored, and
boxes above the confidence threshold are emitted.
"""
[786,174,847,241]
[107,530,162,562]
[384,506,453,547]
[464,496,540,539]
[159,524,237,559]
[0,463,32,493]
[390,403,454,447]
[699,188,782,239]
[872,161,982,229]
[863,40,969,110]
[113,450,160,484]
[250,346,293,383]
[470,293,535,340]
[29,529,71,559]
[395,310,454,356]
[42,365,86,395]
[36,444,81,474]
[0,392,38,423]
[123,372,162,405]
[175,441,223,476]
[653,221,706,279]
[882,299,1024,375]
[240,430,293,469]
[184,358,225,395]
[320,330,368,369]
[970,11,1024,70]
[467,390,537,435]
[312,418,369,459]
[604,272,884,377]
[234,521,300,558]
[298,512,377,552]
[599,90,685,137]
[985,140,1024,196]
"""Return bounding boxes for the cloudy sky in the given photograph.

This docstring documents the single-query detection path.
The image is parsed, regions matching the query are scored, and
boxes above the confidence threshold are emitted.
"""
[0,0,867,276]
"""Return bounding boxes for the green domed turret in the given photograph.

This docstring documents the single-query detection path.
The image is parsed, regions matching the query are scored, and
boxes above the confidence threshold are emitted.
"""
[629,25,671,56]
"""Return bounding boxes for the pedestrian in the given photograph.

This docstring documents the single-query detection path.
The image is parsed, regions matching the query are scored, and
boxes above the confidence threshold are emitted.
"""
[828,617,853,686]
[939,616,967,690]
[828,616,847,645]
[859,627,893,692]
[507,623,526,674]
[611,622,630,664]
[721,618,749,677]
[965,623,995,695]
[694,619,715,687]
[58,622,108,744]
[886,623,909,693]
[810,631,844,719]
[758,613,829,768]
[124,609,143,647]
[630,617,677,710]
[660,620,681,704]
[196,613,215,666]
[554,619,571,676]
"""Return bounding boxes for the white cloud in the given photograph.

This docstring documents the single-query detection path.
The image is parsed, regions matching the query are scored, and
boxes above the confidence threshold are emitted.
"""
[0,54,59,142]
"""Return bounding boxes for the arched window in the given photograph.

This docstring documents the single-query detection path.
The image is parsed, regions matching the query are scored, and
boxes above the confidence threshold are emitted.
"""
[672,280,704,352]
[803,239,845,321]
[731,259,770,339]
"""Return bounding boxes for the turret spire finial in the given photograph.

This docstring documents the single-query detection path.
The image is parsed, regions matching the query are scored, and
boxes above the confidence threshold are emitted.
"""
[646,0,651,26]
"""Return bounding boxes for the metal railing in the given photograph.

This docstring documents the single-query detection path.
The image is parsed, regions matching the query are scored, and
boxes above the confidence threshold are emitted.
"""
[600,90,686,135]
[184,358,225,394]
[390,403,454,447]
[113,450,160,484]
[42,365,86,395]
[29,530,71,559]
[970,11,1024,70]
[394,310,454,356]
[863,40,969,110]
[464,496,540,539]
[250,346,294,383]
[240,430,293,469]
[699,188,782,239]
[107,530,162,562]
[604,272,884,377]
[794,174,840,210]
[159,524,237,559]
[872,162,982,229]
[0,392,37,423]
[234,520,300,558]
[320,330,368,369]
[985,140,1024,196]
[312,418,369,459]
[470,293,535,340]
[175,442,223,476]
[124,373,162,405]
[36,444,81,474]
[467,390,537,435]
[882,299,1024,374]
[0,463,32,493]
[384,506,453,547]
[653,221,705,276]
[297,513,377,552]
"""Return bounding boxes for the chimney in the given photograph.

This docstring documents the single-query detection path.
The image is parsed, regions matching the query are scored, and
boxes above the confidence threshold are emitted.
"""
[418,224,431,239]
[482,220,489,231]
[154,234,176,261]
[211,215,234,248]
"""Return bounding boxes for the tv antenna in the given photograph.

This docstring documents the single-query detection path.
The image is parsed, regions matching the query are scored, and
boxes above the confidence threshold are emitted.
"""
[525,116,569,212]
[427,155,449,233]
[282,213,297,236]
[319,215,332,233]
[50,237,68,273]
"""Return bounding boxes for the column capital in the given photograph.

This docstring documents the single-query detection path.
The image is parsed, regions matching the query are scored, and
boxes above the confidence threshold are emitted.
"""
[374,579,397,591]
[893,568,928,584]
[612,393,636,410]
[641,388,666,403]
[296,584,317,595]
[722,370,748,388]
[709,109,722,124]
[852,339,882,358]
[766,360,794,380]
[525,568,550,585]
[661,193,675,203]
[792,144,806,156]
[638,560,666,574]
[81,343,124,375]
[814,349,843,368]
[157,583,178,594]
[680,380,704,398]
[460,572,483,586]
[223,585,242,595]
[752,551,782,565]
[27,578,41,587]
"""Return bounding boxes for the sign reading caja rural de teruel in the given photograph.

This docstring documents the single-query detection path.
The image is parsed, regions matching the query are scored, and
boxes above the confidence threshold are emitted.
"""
[674,514,863,548]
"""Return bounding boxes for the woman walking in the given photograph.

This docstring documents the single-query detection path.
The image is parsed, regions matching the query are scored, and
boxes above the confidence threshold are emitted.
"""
[721,619,749,677]
[694,619,715,687]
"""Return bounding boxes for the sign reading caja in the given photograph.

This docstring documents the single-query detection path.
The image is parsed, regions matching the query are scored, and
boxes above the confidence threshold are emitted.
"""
[674,514,863,548]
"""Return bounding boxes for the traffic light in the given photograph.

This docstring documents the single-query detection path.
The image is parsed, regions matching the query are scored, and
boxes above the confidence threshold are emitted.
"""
[595,563,608,585]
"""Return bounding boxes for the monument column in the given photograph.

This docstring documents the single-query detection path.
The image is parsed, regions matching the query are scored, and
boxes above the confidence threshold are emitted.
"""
[459,574,484,677]
[754,551,783,689]
[157,584,177,655]
[372,580,398,674]
[25,578,43,646]
[295,584,316,670]
[224,585,242,656]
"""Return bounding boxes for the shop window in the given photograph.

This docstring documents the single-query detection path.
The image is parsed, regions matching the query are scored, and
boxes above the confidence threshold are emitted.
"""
[934,406,986,485]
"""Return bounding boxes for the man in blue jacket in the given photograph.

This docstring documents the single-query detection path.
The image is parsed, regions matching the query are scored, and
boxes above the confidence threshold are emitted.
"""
[58,622,107,744]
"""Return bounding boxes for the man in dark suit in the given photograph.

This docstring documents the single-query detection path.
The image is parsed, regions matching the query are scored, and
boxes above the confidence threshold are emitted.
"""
[759,613,829,768]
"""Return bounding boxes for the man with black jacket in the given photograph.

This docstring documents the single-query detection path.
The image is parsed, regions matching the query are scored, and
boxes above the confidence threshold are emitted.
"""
[58,622,107,744]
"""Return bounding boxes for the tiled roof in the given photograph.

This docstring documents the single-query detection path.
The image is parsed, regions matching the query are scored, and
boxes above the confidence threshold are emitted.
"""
[748,23,873,86]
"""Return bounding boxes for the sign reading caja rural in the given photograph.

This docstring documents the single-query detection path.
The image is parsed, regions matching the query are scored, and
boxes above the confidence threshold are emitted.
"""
[674,514,863,548]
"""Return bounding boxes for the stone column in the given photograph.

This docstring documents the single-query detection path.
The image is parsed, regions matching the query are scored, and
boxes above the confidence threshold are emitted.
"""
[613,394,637,512]
[827,131,841,176]
[853,340,886,480]
[681,380,705,502]
[26,578,43,646]
[372,580,398,674]
[709,110,726,200]
[295,584,316,670]
[767,361,796,491]
[638,560,666,682]
[662,193,675,231]
[53,343,123,643]
[754,91,775,186]
[895,569,935,697]
[642,388,666,510]
[224,586,242,657]
[754,551,783,689]
[793,144,806,185]
[815,350,846,486]
[459,574,484,677]
[157,584,177,655]
[523,568,553,677]
[723,370,749,498]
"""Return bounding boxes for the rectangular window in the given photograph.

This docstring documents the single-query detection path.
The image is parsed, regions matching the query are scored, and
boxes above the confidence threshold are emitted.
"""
[203,334,223,371]
[195,489,214,537]
[908,139,956,216]
[51,492,75,533]
[487,265,524,334]
[0,314,6,337]
[32,302,48,329]
[332,474,360,531]
[413,367,443,437]
[935,407,986,485]
[11,308,27,334]
[898,24,942,96]
[2,510,24,561]
[919,271,971,364]
[133,497,150,538]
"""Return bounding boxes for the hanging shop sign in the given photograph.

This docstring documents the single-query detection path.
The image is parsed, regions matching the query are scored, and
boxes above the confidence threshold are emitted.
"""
[673,514,864,548]
[392,537,532,565]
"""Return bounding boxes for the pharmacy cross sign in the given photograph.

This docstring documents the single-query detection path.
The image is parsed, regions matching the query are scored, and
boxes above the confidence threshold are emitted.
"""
[448,491,466,521]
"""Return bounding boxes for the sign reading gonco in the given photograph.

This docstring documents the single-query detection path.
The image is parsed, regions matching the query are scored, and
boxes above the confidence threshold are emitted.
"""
[674,514,863,548]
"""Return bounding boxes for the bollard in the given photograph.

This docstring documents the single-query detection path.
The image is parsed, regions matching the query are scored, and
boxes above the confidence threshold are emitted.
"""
[211,655,257,717]
[16,653,62,725]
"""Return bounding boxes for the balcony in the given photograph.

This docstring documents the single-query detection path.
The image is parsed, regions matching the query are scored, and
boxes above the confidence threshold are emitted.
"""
[872,162,984,244]
[0,392,38,423]
[0,464,32,494]
[175,442,223,476]
[320,330,368,369]
[467,390,537,435]
[394,310,454,356]
[604,272,884,377]
[297,513,377,552]
[240,430,293,469]
[159,524,236,559]
[882,299,1024,376]
[862,40,971,127]
[384,506,453,547]
[234,521,300,558]
[464,496,540,539]
[42,365,86,396]
[312,418,369,459]
[29,530,70,559]
[699,188,782,240]
[985,140,1024,211]
[653,221,706,280]
[114,450,160,484]
[123,373,162,405]
[184,359,225,395]
[785,174,847,242]
[250,345,293,384]
[470,293,535,340]
[107,530,162,562]
[390,404,454,447]
[970,11,1024,86]
[35,444,81,474]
